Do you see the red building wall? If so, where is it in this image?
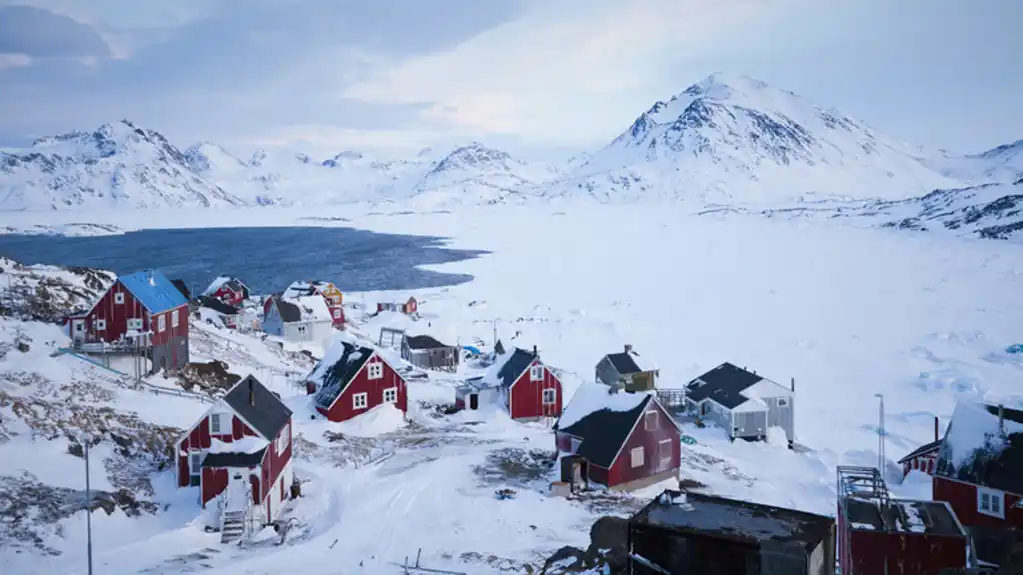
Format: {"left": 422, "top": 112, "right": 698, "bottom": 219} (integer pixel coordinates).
{"left": 84, "top": 280, "right": 149, "bottom": 342}
{"left": 903, "top": 454, "right": 937, "bottom": 476}
{"left": 845, "top": 529, "right": 966, "bottom": 575}
{"left": 317, "top": 354, "right": 407, "bottom": 422}
{"left": 210, "top": 285, "right": 245, "bottom": 306}
{"left": 177, "top": 412, "right": 258, "bottom": 487}
{"left": 607, "top": 401, "right": 681, "bottom": 488}
{"left": 508, "top": 362, "right": 563, "bottom": 420}
{"left": 932, "top": 476, "right": 1023, "bottom": 528}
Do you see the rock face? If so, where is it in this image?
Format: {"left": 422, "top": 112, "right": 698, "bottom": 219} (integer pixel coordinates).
{"left": 0, "top": 257, "right": 115, "bottom": 323}
{"left": 539, "top": 516, "right": 629, "bottom": 574}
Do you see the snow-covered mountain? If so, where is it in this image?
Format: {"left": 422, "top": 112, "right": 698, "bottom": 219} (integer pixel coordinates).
{"left": 0, "top": 121, "right": 241, "bottom": 210}
{"left": 553, "top": 73, "right": 961, "bottom": 204}
{"left": 930, "top": 139, "right": 1023, "bottom": 184}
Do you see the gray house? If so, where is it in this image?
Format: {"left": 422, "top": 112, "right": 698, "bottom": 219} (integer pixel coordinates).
{"left": 685, "top": 362, "right": 795, "bottom": 445}
{"left": 400, "top": 334, "right": 459, "bottom": 372}
{"left": 595, "top": 344, "right": 659, "bottom": 392}
{"left": 262, "top": 295, "right": 334, "bottom": 343}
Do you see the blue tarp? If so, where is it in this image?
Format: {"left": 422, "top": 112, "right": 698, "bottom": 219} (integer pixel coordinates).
{"left": 1007, "top": 344, "right": 1023, "bottom": 354}
{"left": 463, "top": 345, "right": 481, "bottom": 355}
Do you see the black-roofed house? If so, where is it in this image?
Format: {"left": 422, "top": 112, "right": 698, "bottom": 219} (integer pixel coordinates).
{"left": 595, "top": 344, "right": 659, "bottom": 392}
{"left": 685, "top": 362, "right": 795, "bottom": 444}
{"left": 837, "top": 466, "right": 970, "bottom": 575}
{"left": 197, "top": 295, "right": 240, "bottom": 329}
{"left": 262, "top": 295, "right": 334, "bottom": 343}
{"left": 932, "top": 400, "right": 1023, "bottom": 564}
{"left": 400, "top": 333, "right": 459, "bottom": 372}
{"left": 630, "top": 489, "right": 835, "bottom": 575}
{"left": 554, "top": 383, "right": 680, "bottom": 492}
{"left": 455, "top": 344, "right": 563, "bottom": 420}
{"left": 202, "top": 276, "right": 250, "bottom": 306}
{"left": 175, "top": 375, "right": 294, "bottom": 542}
{"left": 306, "top": 338, "right": 407, "bottom": 422}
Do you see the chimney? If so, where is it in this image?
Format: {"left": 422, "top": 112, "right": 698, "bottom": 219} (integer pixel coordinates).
{"left": 533, "top": 345, "right": 538, "bottom": 357}
{"left": 934, "top": 416, "right": 940, "bottom": 442}
{"left": 249, "top": 378, "right": 255, "bottom": 406}
{"left": 999, "top": 404, "right": 1005, "bottom": 437}
{"left": 146, "top": 269, "right": 155, "bottom": 285}
{"left": 791, "top": 377, "right": 795, "bottom": 392}
{"left": 624, "top": 344, "right": 632, "bottom": 354}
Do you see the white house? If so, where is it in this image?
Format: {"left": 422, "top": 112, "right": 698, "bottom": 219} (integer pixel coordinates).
{"left": 262, "top": 295, "right": 333, "bottom": 343}
{"left": 685, "top": 362, "right": 795, "bottom": 444}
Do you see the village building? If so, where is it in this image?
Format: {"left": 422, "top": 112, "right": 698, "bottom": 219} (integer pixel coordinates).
{"left": 197, "top": 296, "right": 240, "bottom": 329}
{"left": 282, "top": 280, "right": 344, "bottom": 328}
{"left": 306, "top": 339, "right": 408, "bottom": 422}
{"left": 175, "top": 376, "right": 293, "bottom": 543}
{"left": 455, "top": 344, "right": 562, "bottom": 420}
{"left": 66, "top": 269, "right": 190, "bottom": 373}
{"left": 378, "top": 326, "right": 405, "bottom": 350}
{"left": 837, "top": 465, "right": 970, "bottom": 575}
{"left": 595, "top": 344, "right": 659, "bottom": 392}
{"left": 262, "top": 295, "right": 334, "bottom": 342}
{"left": 171, "top": 279, "right": 191, "bottom": 301}
{"left": 553, "top": 383, "right": 680, "bottom": 492}
{"left": 628, "top": 489, "right": 835, "bottom": 575}
{"left": 400, "top": 333, "right": 459, "bottom": 372}
{"left": 684, "top": 362, "right": 795, "bottom": 444}
{"left": 897, "top": 416, "right": 943, "bottom": 477}
{"left": 202, "top": 276, "right": 250, "bottom": 306}
{"left": 377, "top": 296, "right": 418, "bottom": 315}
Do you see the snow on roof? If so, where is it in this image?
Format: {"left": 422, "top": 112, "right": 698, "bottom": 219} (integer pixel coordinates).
{"left": 283, "top": 280, "right": 335, "bottom": 299}
{"left": 943, "top": 400, "right": 1023, "bottom": 468}
{"left": 558, "top": 382, "right": 650, "bottom": 430}
{"left": 202, "top": 276, "right": 245, "bottom": 296}
{"left": 287, "top": 295, "right": 332, "bottom": 322}
{"left": 208, "top": 436, "right": 268, "bottom": 455}
{"left": 627, "top": 349, "right": 658, "bottom": 372}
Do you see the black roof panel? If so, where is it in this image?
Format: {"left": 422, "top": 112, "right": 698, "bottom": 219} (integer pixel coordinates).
{"left": 223, "top": 375, "right": 292, "bottom": 440}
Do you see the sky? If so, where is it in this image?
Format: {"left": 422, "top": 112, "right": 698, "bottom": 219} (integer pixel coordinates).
{"left": 0, "top": 0, "right": 1021, "bottom": 160}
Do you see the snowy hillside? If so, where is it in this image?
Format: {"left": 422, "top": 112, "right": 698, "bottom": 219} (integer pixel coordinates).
{"left": 931, "top": 139, "right": 1023, "bottom": 184}
{"left": 0, "top": 121, "right": 242, "bottom": 210}
{"left": 552, "top": 73, "right": 961, "bottom": 204}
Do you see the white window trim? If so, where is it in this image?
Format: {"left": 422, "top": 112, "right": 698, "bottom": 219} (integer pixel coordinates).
{"left": 95, "top": 318, "right": 106, "bottom": 330}
{"left": 296, "top": 324, "right": 307, "bottom": 334}
{"left": 978, "top": 487, "right": 1005, "bottom": 519}
{"left": 114, "top": 292, "right": 125, "bottom": 304}
{"left": 157, "top": 314, "right": 166, "bottom": 332}
{"left": 171, "top": 309, "right": 180, "bottom": 328}
{"left": 333, "top": 309, "right": 342, "bottom": 318}
{"left": 209, "top": 413, "right": 223, "bottom": 435}
{"left": 530, "top": 365, "right": 544, "bottom": 381}
{"left": 658, "top": 439, "right": 672, "bottom": 463}
{"left": 645, "top": 411, "right": 659, "bottom": 431}
{"left": 777, "top": 398, "right": 789, "bottom": 407}
{"left": 127, "top": 317, "right": 142, "bottom": 330}
{"left": 630, "top": 446, "right": 645, "bottom": 468}
{"left": 353, "top": 392, "right": 368, "bottom": 410}
{"left": 367, "top": 363, "right": 383, "bottom": 380}
{"left": 189, "top": 451, "right": 202, "bottom": 474}
{"left": 542, "top": 388, "right": 557, "bottom": 405}
{"left": 276, "top": 423, "right": 290, "bottom": 453}
{"left": 383, "top": 387, "right": 398, "bottom": 403}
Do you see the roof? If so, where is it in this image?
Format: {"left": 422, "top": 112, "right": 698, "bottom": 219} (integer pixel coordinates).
{"left": 283, "top": 280, "right": 335, "bottom": 299}
{"left": 631, "top": 490, "right": 834, "bottom": 550}
{"left": 604, "top": 348, "right": 657, "bottom": 375}
{"left": 935, "top": 401, "right": 1023, "bottom": 494}
{"left": 842, "top": 497, "right": 966, "bottom": 537}
{"left": 554, "top": 383, "right": 653, "bottom": 468}
{"left": 404, "top": 334, "right": 451, "bottom": 350}
{"left": 117, "top": 269, "right": 189, "bottom": 314}
{"left": 897, "top": 439, "right": 942, "bottom": 464}
{"left": 685, "top": 362, "right": 768, "bottom": 410}
{"left": 309, "top": 339, "right": 375, "bottom": 409}
{"left": 170, "top": 279, "right": 190, "bottom": 300}
{"left": 198, "top": 296, "right": 239, "bottom": 315}
{"left": 203, "top": 276, "right": 247, "bottom": 297}
{"left": 483, "top": 347, "right": 537, "bottom": 389}
{"left": 221, "top": 375, "right": 293, "bottom": 440}
{"left": 201, "top": 450, "right": 266, "bottom": 468}
{"left": 276, "top": 295, "right": 332, "bottom": 323}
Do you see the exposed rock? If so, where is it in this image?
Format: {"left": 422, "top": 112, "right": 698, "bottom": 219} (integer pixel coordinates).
{"left": 176, "top": 360, "right": 241, "bottom": 395}
{"left": 0, "top": 257, "right": 114, "bottom": 323}
{"left": 539, "top": 516, "right": 629, "bottom": 574}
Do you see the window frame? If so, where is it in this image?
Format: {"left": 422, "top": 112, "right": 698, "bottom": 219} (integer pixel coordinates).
{"left": 382, "top": 387, "right": 398, "bottom": 403}
{"left": 777, "top": 398, "right": 789, "bottom": 407}
{"left": 171, "top": 309, "right": 180, "bottom": 328}
{"left": 978, "top": 487, "right": 1005, "bottom": 519}
{"left": 367, "top": 362, "right": 383, "bottom": 380}
{"left": 630, "top": 446, "right": 644, "bottom": 468}
{"left": 542, "top": 388, "right": 557, "bottom": 405}
{"left": 114, "top": 292, "right": 125, "bottom": 305}
{"left": 529, "top": 365, "right": 544, "bottom": 381}
{"left": 276, "top": 423, "right": 290, "bottom": 453}
{"left": 209, "top": 413, "right": 224, "bottom": 435}
{"left": 95, "top": 318, "right": 106, "bottom": 331}
{"left": 658, "top": 438, "right": 673, "bottom": 465}
{"left": 157, "top": 314, "right": 166, "bottom": 332}
{"left": 189, "top": 451, "right": 202, "bottom": 486}
{"left": 353, "top": 392, "right": 368, "bottom": 410}
{"left": 644, "top": 411, "right": 659, "bottom": 431}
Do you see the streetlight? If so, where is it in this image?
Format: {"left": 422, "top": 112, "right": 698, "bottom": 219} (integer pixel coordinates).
{"left": 81, "top": 435, "right": 94, "bottom": 575}
{"left": 874, "top": 393, "right": 886, "bottom": 477}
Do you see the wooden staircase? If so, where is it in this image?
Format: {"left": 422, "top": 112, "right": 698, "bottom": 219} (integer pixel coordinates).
{"left": 220, "top": 510, "right": 247, "bottom": 544}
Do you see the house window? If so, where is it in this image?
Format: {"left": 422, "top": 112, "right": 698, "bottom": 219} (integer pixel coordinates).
{"left": 978, "top": 488, "right": 1005, "bottom": 519}
{"left": 95, "top": 318, "right": 106, "bottom": 330}
{"left": 127, "top": 318, "right": 142, "bottom": 331}
{"left": 630, "top": 446, "right": 645, "bottom": 468}
{"left": 210, "top": 413, "right": 223, "bottom": 435}
{"left": 172, "top": 309, "right": 179, "bottom": 328}
{"left": 114, "top": 292, "right": 125, "bottom": 305}
{"left": 530, "top": 365, "right": 544, "bottom": 381}
{"left": 367, "top": 362, "right": 383, "bottom": 380}
{"left": 659, "top": 439, "right": 673, "bottom": 466}
{"left": 189, "top": 452, "right": 202, "bottom": 486}
{"left": 383, "top": 387, "right": 397, "bottom": 403}
{"left": 157, "top": 314, "right": 166, "bottom": 332}
{"left": 777, "top": 398, "right": 789, "bottom": 407}
{"left": 353, "top": 392, "right": 368, "bottom": 410}
{"left": 333, "top": 309, "right": 341, "bottom": 319}
{"left": 645, "top": 411, "right": 659, "bottom": 431}
{"left": 542, "top": 388, "right": 557, "bottom": 405}
{"left": 277, "top": 423, "right": 290, "bottom": 453}
{"left": 296, "top": 325, "right": 307, "bottom": 335}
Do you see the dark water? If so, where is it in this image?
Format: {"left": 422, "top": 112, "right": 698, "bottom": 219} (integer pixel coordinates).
{"left": 0, "top": 227, "right": 487, "bottom": 295}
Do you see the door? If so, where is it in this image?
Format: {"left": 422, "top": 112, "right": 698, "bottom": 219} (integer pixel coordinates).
{"left": 72, "top": 320, "right": 85, "bottom": 345}
{"left": 469, "top": 393, "right": 479, "bottom": 410}
{"left": 226, "top": 471, "right": 249, "bottom": 512}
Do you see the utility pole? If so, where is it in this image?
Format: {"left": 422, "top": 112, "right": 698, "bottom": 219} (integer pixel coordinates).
{"left": 83, "top": 437, "right": 94, "bottom": 575}
{"left": 875, "top": 393, "right": 886, "bottom": 476}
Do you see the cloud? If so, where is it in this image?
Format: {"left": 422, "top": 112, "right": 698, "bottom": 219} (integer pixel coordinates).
{"left": 0, "top": 54, "right": 33, "bottom": 70}
{"left": 0, "top": 6, "right": 111, "bottom": 58}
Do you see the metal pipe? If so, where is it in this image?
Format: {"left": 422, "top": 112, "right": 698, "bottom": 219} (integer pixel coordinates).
{"left": 84, "top": 437, "right": 94, "bottom": 575}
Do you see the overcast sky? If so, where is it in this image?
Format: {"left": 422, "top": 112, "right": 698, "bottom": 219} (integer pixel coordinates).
{"left": 0, "top": 0, "right": 1020, "bottom": 159}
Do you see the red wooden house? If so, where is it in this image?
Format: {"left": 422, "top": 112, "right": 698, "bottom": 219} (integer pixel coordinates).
{"left": 456, "top": 345, "right": 562, "bottom": 421}
{"left": 554, "top": 383, "right": 680, "bottom": 492}
{"left": 932, "top": 402, "right": 1023, "bottom": 544}
{"left": 176, "top": 376, "right": 294, "bottom": 541}
{"left": 305, "top": 339, "right": 407, "bottom": 422}
{"left": 283, "top": 280, "right": 344, "bottom": 328}
{"left": 898, "top": 416, "right": 943, "bottom": 477}
{"left": 66, "top": 269, "right": 190, "bottom": 373}
{"left": 837, "top": 466, "right": 969, "bottom": 575}
{"left": 202, "top": 276, "right": 250, "bottom": 306}
{"left": 377, "top": 296, "right": 418, "bottom": 315}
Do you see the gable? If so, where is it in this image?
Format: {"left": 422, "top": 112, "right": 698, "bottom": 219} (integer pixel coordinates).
{"left": 118, "top": 270, "right": 189, "bottom": 314}
{"left": 310, "top": 342, "right": 376, "bottom": 410}
{"left": 222, "top": 375, "right": 293, "bottom": 440}
{"left": 558, "top": 394, "right": 651, "bottom": 468}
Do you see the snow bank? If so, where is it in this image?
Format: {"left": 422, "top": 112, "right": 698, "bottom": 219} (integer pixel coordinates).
{"left": 336, "top": 403, "right": 406, "bottom": 437}
{"left": 557, "top": 382, "right": 649, "bottom": 429}
{"left": 944, "top": 400, "right": 1023, "bottom": 467}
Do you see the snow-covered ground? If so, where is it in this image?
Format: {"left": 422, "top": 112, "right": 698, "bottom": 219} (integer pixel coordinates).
{"left": 2, "top": 205, "right": 1022, "bottom": 574}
